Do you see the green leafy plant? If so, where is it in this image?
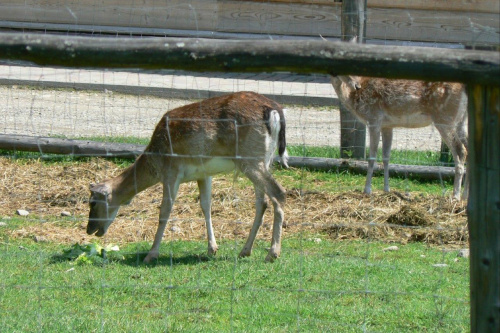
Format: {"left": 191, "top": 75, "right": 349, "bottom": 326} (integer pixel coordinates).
{"left": 62, "top": 243, "right": 123, "bottom": 265}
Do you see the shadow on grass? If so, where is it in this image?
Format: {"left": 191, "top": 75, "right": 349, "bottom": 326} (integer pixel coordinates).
{"left": 128, "top": 252, "right": 205, "bottom": 266}
{"left": 49, "top": 253, "right": 71, "bottom": 264}
{"left": 49, "top": 249, "right": 228, "bottom": 267}
{"left": 49, "top": 240, "right": 244, "bottom": 267}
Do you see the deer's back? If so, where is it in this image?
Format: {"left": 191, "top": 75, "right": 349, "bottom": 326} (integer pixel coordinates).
{"left": 349, "top": 78, "right": 465, "bottom": 128}
{"left": 145, "top": 91, "right": 283, "bottom": 158}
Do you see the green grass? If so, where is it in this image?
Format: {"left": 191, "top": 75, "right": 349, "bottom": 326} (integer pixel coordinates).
{"left": 275, "top": 167, "right": 453, "bottom": 196}
{"left": 0, "top": 138, "right": 465, "bottom": 331}
{"left": 0, "top": 232, "right": 469, "bottom": 333}
{"left": 287, "top": 145, "right": 452, "bottom": 167}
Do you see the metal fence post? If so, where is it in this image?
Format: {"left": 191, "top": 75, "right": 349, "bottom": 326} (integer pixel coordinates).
{"left": 339, "top": 0, "right": 367, "bottom": 159}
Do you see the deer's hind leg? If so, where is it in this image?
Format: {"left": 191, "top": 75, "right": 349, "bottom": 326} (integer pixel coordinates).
{"left": 238, "top": 161, "right": 285, "bottom": 262}
{"left": 456, "top": 112, "right": 469, "bottom": 199}
{"left": 238, "top": 186, "right": 267, "bottom": 258}
{"left": 381, "top": 128, "right": 394, "bottom": 193}
{"left": 435, "top": 124, "right": 467, "bottom": 200}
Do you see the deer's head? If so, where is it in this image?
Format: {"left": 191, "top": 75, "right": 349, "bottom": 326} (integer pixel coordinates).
{"left": 86, "top": 183, "right": 120, "bottom": 237}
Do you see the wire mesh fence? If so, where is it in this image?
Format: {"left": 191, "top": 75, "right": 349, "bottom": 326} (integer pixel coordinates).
{"left": 1, "top": 0, "right": 498, "bottom": 331}
{"left": 0, "top": 64, "right": 471, "bottom": 332}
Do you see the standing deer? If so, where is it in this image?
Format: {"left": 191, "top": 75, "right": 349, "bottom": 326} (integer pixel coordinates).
{"left": 331, "top": 75, "right": 468, "bottom": 200}
{"left": 87, "top": 92, "right": 288, "bottom": 262}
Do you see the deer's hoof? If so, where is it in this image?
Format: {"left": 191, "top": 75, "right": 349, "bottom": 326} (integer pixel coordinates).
{"left": 208, "top": 245, "right": 219, "bottom": 256}
{"left": 143, "top": 252, "right": 159, "bottom": 263}
{"left": 265, "top": 251, "right": 279, "bottom": 263}
{"left": 238, "top": 248, "right": 252, "bottom": 258}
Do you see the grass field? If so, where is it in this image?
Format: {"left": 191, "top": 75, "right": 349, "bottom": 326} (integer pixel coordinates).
{"left": 0, "top": 235, "right": 468, "bottom": 332}
{"left": 0, "top": 143, "right": 468, "bottom": 332}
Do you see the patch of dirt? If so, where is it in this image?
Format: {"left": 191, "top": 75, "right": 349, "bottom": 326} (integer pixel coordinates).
{"left": 0, "top": 157, "right": 468, "bottom": 247}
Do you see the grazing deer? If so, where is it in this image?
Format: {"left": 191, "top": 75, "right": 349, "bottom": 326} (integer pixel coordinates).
{"left": 87, "top": 92, "right": 288, "bottom": 262}
{"left": 331, "top": 75, "right": 468, "bottom": 200}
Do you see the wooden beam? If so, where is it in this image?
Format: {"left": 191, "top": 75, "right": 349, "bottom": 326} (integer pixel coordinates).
{"left": 1, "top": 1, "right": 497, "bottom": 45}
{"left": 267, "top": 0, "right": 500, "bottom": 12}
{"left": 0, "top": 33, "right": 498, "bottom": 85}
{"left": 286, "top": 156, "right": 456, "bottom": 181}
{"left": 0, "top": 0, "right": 218, "bottom": 31}
{"left": 368, "top": 0, "right": 499, "bottom": 13}
{"left": 215, "top": 1, "right": 341, "bottom": 38}
{"left": 467, "top": 85, "right": 500, "bottom": 333}
{"left": 0, "top": 134, "right": 143, "bottom": 159}
{"left": 0, "top": 134, "right": 457, "bottom": 180}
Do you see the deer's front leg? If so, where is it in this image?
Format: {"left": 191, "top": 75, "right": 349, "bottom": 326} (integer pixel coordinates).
{"left": 198, "top": 177, "right": 218, "bottom": 256}
{"left": 144, "top": 177, "right": 180, "bottom": 263}
{"left": 365, "top": 124, "right": 381, "bottom": 195}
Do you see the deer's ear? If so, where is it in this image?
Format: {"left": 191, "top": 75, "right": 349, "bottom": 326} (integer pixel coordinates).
{"left": 348, "top": 36, "right": 358, "bottom": 43}
{"left": 90, "top": 183, "right": 109, "bottom": 195}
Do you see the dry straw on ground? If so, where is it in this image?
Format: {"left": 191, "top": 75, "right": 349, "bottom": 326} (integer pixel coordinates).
{"left": 0, "top": 157, "right": 468, "bottom": 247}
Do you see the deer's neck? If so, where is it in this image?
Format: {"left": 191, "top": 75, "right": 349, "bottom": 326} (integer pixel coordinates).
{"left": 109, "top": 154, "right": 159, "bottom": 204}
{"left": 332, "top": 76, "right": 357, "bottom": 111}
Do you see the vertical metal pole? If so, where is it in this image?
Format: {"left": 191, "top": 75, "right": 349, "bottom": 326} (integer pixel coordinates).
{"left": 339, "top": 0, "right": 367, "bottom": 159}
{"left": 467, "top": 85, "right": 500, "bottom": 333}
{"left": 439, "top": 142, "right": 453, "bottom": 165}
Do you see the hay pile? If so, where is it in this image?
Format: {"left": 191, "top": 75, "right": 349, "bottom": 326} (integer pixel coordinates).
{"left": 0, "top": 157, "right": 468, "bottom": 247}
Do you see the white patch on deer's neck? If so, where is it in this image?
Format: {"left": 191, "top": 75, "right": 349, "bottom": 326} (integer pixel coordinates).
{"left": 181, "top": 158, "right": 236, "bottom": 182}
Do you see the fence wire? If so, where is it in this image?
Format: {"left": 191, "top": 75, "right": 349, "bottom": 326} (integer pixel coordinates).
{"left": 0, "top": 64, "right": 470, "bottom": 333}
{"left": 0, "top": 0, "right": 487, "bottom": 331}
